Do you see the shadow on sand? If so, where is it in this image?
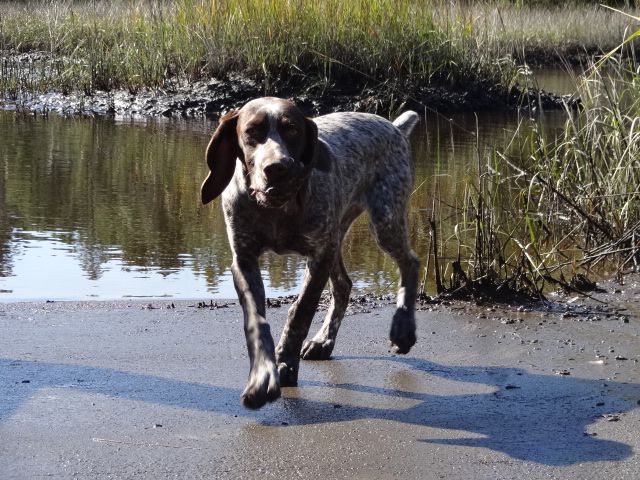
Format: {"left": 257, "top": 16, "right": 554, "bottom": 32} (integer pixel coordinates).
{"left": 1, "top": 355, "right": 638, "bottom": 466}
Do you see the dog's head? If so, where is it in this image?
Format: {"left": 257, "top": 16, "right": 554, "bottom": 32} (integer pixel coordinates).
{"left": 201, "top": 97, "right": 327, "bottom": 208}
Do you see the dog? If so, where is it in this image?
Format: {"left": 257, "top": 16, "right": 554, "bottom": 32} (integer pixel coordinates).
{"left": 201, "top": 97, "right": 420, "bottom": 409}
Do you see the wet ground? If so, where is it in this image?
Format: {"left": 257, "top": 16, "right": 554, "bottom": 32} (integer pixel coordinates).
{"left": 1, "top": 276, "right": 639, "bottom": 479}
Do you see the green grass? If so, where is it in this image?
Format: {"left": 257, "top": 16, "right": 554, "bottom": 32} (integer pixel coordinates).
{"left": 0, "top": 0, "right": 638, "bottom": 95}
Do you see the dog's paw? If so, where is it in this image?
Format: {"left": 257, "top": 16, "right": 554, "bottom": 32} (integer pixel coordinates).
{"left": 389, "top": 309, "right": 416, "bottom": 355}
{"left": 276, "top": 359, "right": 299, "bottom": 387}
{"left": 301, "top": 338, "right": 335, "bottom": 360}
{"left": 241, "top": 361, "right": 280, "bottom": 409}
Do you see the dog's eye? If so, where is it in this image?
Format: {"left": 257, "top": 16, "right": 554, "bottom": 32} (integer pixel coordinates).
{"left": 244, "top": 127, "right": 264, "bottom": 144}
{"left": 282, "top": 125, "right": 298, "bottom": 137}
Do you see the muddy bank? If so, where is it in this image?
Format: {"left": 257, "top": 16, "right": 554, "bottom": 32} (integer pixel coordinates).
{"left": 1, "top": 68, "right": 575, "bottom": 119}
{"left": 1, "top": 274, "right": 639, "bottom": 479}
{"left": 200, "top": 273, "right": 635, "bottom": 326}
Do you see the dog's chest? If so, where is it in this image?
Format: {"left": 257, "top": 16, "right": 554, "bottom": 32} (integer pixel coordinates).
{"left": 261, "top": 214, "right": 332, "bottom": 256}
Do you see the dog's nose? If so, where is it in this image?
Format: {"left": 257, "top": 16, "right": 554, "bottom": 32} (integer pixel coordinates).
{"left": 263, "top": 160, "right": 289, "bottom": 181}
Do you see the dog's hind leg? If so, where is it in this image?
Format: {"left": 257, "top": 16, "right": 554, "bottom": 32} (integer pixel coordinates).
{"left": 368, "top": 172, "right": 419, "bottom": 354}
{"left": 373, "top": 217, "right": 419, "bottom": 354}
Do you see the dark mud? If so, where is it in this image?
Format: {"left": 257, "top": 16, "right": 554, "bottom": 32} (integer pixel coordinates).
{"left": 203, "top": 272, "right": 634, "bottom": 326}
{"left": 1, "top": 55, "right": 576, "bottom": 119}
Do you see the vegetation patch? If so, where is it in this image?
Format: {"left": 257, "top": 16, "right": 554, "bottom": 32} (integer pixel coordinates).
{"left": 0, "top": 1, "right": 638, "bottom": 113}
{"left": 424, "top": 53, "right": 640, "bottom": 303}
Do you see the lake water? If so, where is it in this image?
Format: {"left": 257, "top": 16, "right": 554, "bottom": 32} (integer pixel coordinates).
{"left": 0, "top": 73, "right": 575, "bottom": 301}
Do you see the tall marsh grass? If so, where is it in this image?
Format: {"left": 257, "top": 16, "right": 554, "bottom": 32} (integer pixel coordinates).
{"left": 0, "top": 0, "right": 638, "bottom": 95}
{"left": 430, "top": 55, "right": 640, "bottom": 298}
{"left": 522, "top": 57, "right": 640, "bottom": 277}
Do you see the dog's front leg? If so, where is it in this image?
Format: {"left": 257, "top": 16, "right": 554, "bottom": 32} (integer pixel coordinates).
{"left": 276, "top": 249, "right": 336, "bottom": 386}
{"left": 231, "top": 256, "right": 280, "bottom": 409}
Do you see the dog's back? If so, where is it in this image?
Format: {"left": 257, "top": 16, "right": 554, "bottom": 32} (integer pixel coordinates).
{"left": 306, "top": 112, "right": 418, "bottom": 235}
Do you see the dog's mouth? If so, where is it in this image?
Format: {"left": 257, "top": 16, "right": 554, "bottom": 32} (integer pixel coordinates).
{"left": 250, "top": 186, "right": 290, "bottom": 207}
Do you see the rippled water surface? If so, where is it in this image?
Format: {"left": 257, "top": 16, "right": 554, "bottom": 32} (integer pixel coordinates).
{"left": 0, "top": 85, "right": 570, "bottom": 301}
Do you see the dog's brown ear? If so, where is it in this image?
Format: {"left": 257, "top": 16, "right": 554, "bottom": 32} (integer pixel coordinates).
{"left": 201, "top": 109, "right": 241, "bottom": 205}
{"left": 303, "top": 117, "right": 331, "bottom": 172}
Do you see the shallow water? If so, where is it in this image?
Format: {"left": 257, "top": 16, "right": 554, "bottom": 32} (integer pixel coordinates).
{"left": 0, "top": 90, "right": 569, "bottom": 301}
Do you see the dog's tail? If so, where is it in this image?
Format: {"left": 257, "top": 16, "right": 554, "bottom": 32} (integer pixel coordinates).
{"left": 393, "top": 110, "right": 419, "bottom": 138}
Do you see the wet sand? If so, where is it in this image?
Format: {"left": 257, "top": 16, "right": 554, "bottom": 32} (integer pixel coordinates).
{"left": 1, "top": 279, "right": 639, "bottom": 479}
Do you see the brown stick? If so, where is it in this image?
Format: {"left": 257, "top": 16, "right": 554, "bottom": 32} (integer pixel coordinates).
{"left": 430, "top": 218, "right": 444, "bottom": 294}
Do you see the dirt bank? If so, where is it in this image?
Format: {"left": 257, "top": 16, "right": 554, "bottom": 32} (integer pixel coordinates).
{"left": 1, "top": 58, "right": 575, "bottom": 118}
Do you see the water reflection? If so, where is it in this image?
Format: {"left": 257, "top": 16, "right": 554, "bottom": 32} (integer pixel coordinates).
{"left": 0, "top": 106, "right": 566, "bottom": 301}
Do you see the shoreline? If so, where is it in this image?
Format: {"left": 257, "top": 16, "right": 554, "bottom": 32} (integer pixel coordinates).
{"left": 0, "top": 273, "right": 635, "bottom": 323}
{"left": 1, "top": 69, "right": 576, "bottom": 119}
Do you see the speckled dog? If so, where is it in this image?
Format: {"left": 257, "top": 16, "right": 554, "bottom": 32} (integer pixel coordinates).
{"left": 201, "top": 97, "right": 420, "bottom": 409}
